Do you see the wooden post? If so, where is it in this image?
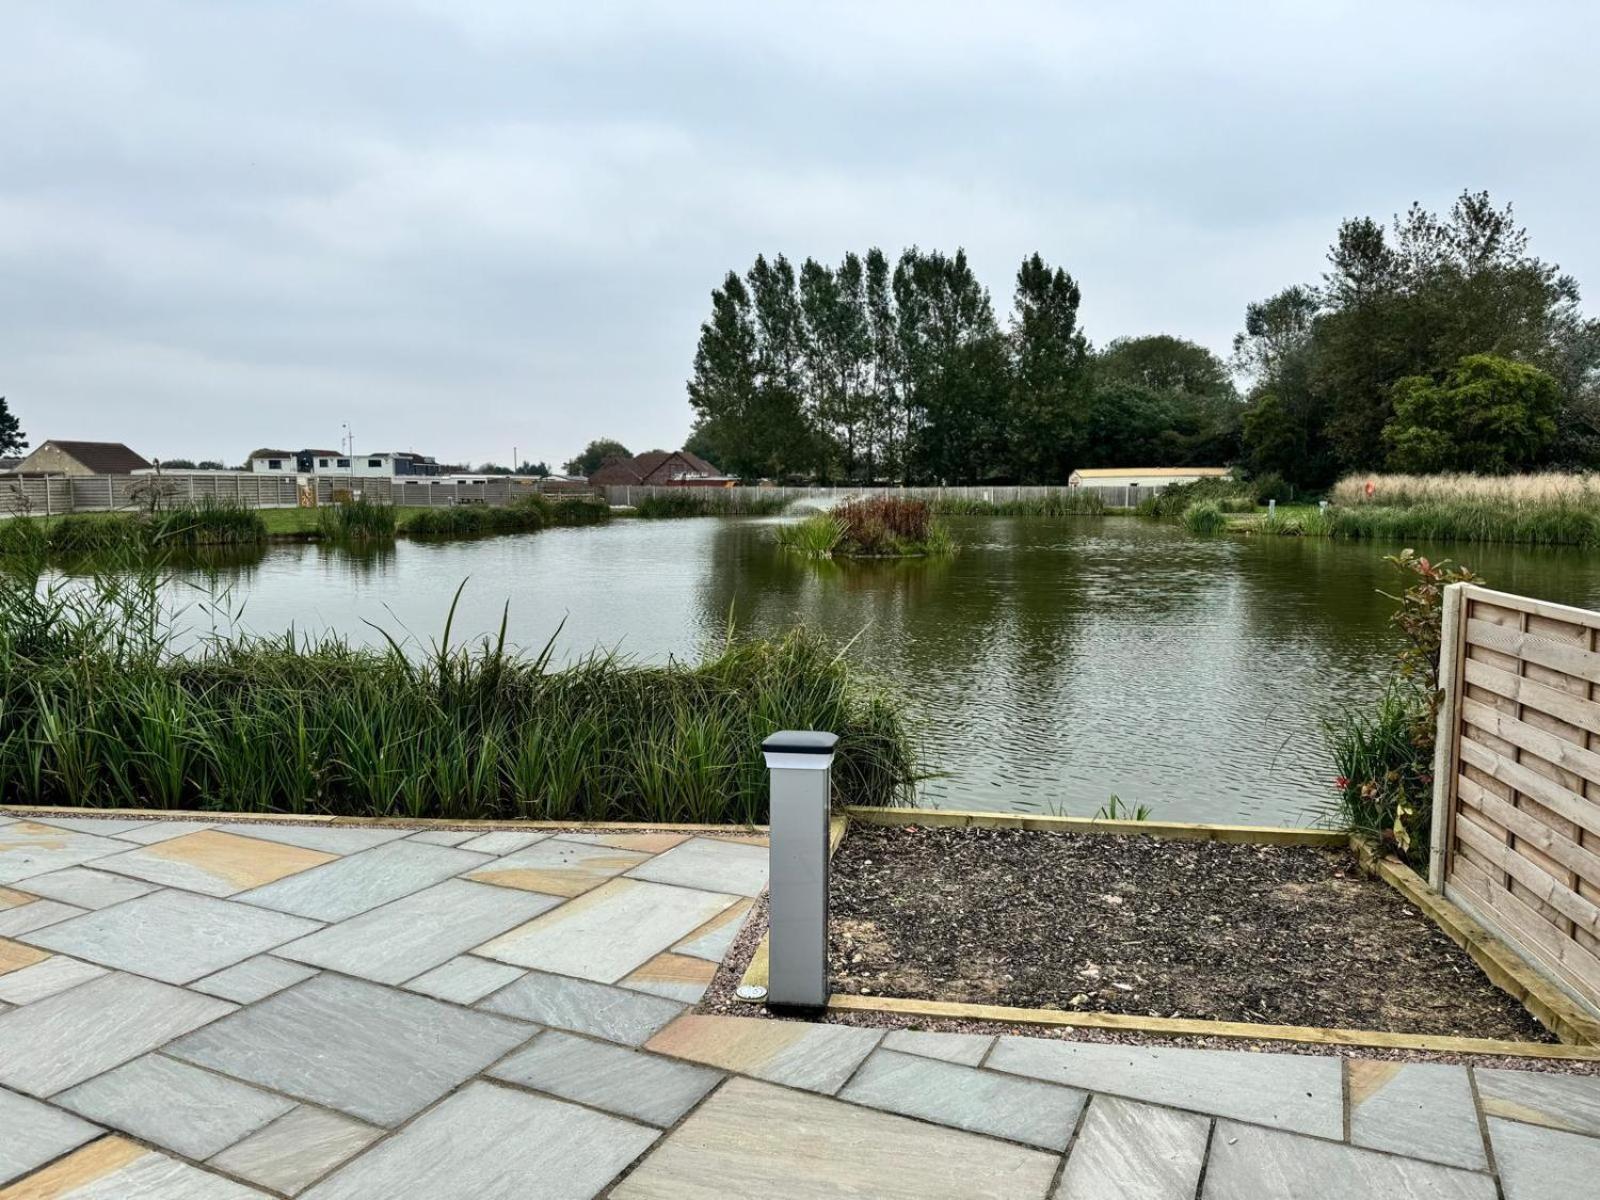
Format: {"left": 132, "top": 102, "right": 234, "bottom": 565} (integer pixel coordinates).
{"left": 1429, "top": 582, "right": 1467, "bottom": 891}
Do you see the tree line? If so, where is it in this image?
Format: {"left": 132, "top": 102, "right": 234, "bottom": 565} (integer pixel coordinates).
{"left": 681, "top": 191, "right": 1597, "bottom": 489}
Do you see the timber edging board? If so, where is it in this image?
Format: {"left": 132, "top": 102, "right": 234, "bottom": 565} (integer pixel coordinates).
{"left": 736, "top": 807, "right": 1600, "bottom": 1058}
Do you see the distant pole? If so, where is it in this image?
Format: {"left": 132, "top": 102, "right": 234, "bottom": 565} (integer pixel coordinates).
{"left": 761, "top": 730, "right": 838, "bottom": 1010}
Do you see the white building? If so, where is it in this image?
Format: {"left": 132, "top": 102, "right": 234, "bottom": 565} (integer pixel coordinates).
{"left": 248, "top": 449, "right": 443, "bottom": 477}
{"left": 1067, "top": 467, "right": 1232, "bottom": 491}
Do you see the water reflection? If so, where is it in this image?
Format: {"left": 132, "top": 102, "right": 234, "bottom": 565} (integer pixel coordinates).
{"left": 134, "top": 516, "right": 1600, "bottom": 825}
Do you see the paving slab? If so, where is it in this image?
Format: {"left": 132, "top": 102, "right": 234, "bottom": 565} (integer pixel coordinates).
{"left": 613, "top": 1076, "right": 1057, "bottom": 1200}
{"left": 0, "top": 955, "right": 108, "bottom": 1006}
{"left": 191, "top": 955, "right": 320, "bottom": 1003}
{"left": 8, "top": 867, "right": 157, "bottom": 908}
{"left": 1488, "top": 1115, "right": 1600, "bottom": 1200}
{"left": 882, "top": 1028, "right": 994, "bottom": 1067}
{"left": 404, "top": 954, "right": 525, "bottom": 1005}
{"left": 0, "top": 821, "right": 132, "bottom": 885}
{"left": 236, "top": 839, "right": 491, "bottom": 921}
{"left": 276, "top": 879, "right": 558, "bottom": 984}
{"left": 56, "top": 1053, "right": 296, "bottom": 1160}
{"left": 0, "top": 937, "right": 49, "bottom": 976}
{"left": 1054, "top": 1095, "right": 1208, "bottom": 1200}
{"left": 214, "top": 823, "right": 413, "bottom": 854}
{"left": 0, "top": 1086, "right": 101, "bottom": 1187}
{"left": 475, "top": 877, "right": 738, "bottom": 982}
{"left": 209, "top": 1105, "right": 383, "bottom": 1197}
{"left": 0, "top": 971, "right": 235, "bottom": 1096}
{"left": 646, "top": 1013, "right": 880, "bottom": 1094}
{"left": 0, "top": 886, "right": 32, "bottom": 909}
{"left": 626, "top": 836, "right": 769, "bottom": 896}
{"left": 621, "top": 952, "right": 718, "bottom": 1003}
{"left": 669, "top": 898, "right": 753, "bottom": 961}
{"left": 1477, "top": 1065, "right": 1600, "bottom": 1136}
{"left": 457, "top": 830, "right": 551, "bottom": 855}
{"left": 91, "top": 830, "right": 335, "bottom": 897}
{"left": 27, "top": 817, "right": 147, "bottom": 836}
{"left": 6, "top": 1136, "right": 270, "bottom": 1198}
{"left": 167, "top": 972, "right": 534, "bottom": 1126}
{"left": 407, "top": 829, "right": 480, "bottom": 846}
{"left": 988, "top": 1037, "right": 1342, "bottom": 1139}
{"left": 559, "top": 831, "right": 691, "bottom": 854}
{"left": 466, "top": 839, "right": 649, "bottom": 897}
{"left": 0, "top": 897, "right": 85, "bottom": 937}
{"left": 111, "top": 821, "right": 216, "bottom": 845}
{"left": 24, "top": 889, "right": 321, "bottom": 984}
{"left": 301, "top": 1080, "right": 658, "bottom": 1200}
{"left": 489, "top": 1030, "right": 723, "bottom": 1126}
{"left": 841, "top": 1048, "right": 1084, "bottom": 1150}
{"left": 1202, "top": 1120, "right": 1497, "bottom": 1199}
{"left": 479, "top": 969, "right": 683, "bottom": 1045}
{"left": 1348, "top": 1060, "right": 1486, "bottom": 1170}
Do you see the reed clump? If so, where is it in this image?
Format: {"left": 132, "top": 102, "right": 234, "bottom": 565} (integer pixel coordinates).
{"left": 632, "top": 491, "right": 788, "bottom": 518}
{"left": 929, "top": 492, "right": 1107, "bottom": 517}
{"left": 1180, "top": 500, "right": 1229, "bottom": 535}
{"left": 0, "top": 566, "right": 916, "bottom": 822}
{"left": 776, "top": 497, "right": 955, "bottom": 558}
{"left": 1331, "top": 472, "right": 1600, "bottom": 508}
{"left": 400, "top": 494, "right": 607, "bottom": 538}
{"left": 0, "top": 503, "right": 266, "bottom": 559}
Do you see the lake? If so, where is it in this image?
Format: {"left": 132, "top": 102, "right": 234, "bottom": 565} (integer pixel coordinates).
{"left": 153, "top": 515, "right": 1600, "bottom": 825}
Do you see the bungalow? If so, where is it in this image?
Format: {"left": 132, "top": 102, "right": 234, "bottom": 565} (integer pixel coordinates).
{"left": 587, "top": 449, "right": 735, "bottom": 487}
{"left": 1067, "top": 467, "right": 1232, "bottom": 491}
{"left": 12, "top": 440, "right": 151, "bottom": 476}
{"left": 248, "top": 449, "right": 444, "bottom": 477}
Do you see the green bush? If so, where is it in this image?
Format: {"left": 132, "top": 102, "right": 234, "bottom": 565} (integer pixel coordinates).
{"left": 1180, "top": 500, "right": 1228, "bottom": 534}
{"left": 1137, "top": 476, "right": 1252, "bottom": 518}
{"left": 1250, "top": 472, "right": 1293, "bottom": 504}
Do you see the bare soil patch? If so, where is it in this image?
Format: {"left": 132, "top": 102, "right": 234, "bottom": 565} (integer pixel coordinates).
{"left": 827, "top": 823, "right": 1552, "bottom": 1042}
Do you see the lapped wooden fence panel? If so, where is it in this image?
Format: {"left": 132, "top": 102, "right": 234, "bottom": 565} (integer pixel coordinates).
{"left": 1432, "top": 583, "right": 1600, "bottom": 1015}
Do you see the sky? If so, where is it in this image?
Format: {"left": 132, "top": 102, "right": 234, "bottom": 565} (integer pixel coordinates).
{"left": 3, "top": 1, "right": 1597, "bottom": 469}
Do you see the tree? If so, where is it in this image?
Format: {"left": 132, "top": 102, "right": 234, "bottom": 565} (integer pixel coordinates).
{"left": 475, "top": 462, "right": 511, "bottom": 474}
{"left": 0, "top": 399, "right": 24, "bottom": 457}
{"left": 516, "top": 460, "right": 551, "bottom": 477}
{"left": 1383, "top": 354, "right": 1560, "bottom": 473}
{"left": 159, "top": 458, "right": 198, "bottom": 469}
{"left": 1007, "top": 253, "right": 1090, "bottom": 482}
{"left": 1089, "top": 335, "right": 1239, "bottom": 468}
{"left": 563, "top": 439, "right": 631, "bottom": 477}
{"left": 1099, "top": 335, "right": 1234, "bottom": 398}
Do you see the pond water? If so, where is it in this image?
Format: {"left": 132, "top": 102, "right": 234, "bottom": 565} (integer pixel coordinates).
{"left": 149, "top": 515, "right": 1600, "bottom": 825}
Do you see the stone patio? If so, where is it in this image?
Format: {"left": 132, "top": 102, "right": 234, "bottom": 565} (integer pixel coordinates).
{"left": 0, "top": 811, "right": 1596, "bottom": 1198}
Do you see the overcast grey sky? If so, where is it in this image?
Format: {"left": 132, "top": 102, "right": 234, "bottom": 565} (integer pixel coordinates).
{"left": 4, "top": 2, "right": 1596, "bottom": 468}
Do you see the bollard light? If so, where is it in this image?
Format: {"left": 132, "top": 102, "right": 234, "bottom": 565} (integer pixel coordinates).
{"left": 761, "top": 730, "right": 838, "bottom": 1010}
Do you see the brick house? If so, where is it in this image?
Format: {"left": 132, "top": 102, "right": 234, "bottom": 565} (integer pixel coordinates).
{"left": 586, "top": 449, "right": 734, "bottom": 487}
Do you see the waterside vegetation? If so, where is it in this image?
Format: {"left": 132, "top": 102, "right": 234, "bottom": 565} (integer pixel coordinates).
{"left": 630, "top": 491, "right": 788, "bottom": 519}
{"left": 0, "top": 566, "right": 917, "bottom": 822}
{"left": 774, "top": 497, "right": 955, "bottom": 559}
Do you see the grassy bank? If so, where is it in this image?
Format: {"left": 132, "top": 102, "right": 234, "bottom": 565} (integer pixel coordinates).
{"left": 0, "top": 504, "right": 267, "bottom": 557}
{"left": 0, "top": 567, "right": 916, "bottom": 822}
{"left": 928, "top": 493, "right": 1107, "bottom": 517}
{"left": 630, "top": 491, "right": 789, "bottom": 518}
{"left": 1330, "top": 471, "right": 1600, "bottom": 508}
{"left": 1239, "top": 500, "right": 1600, "bottom": 546}
{"left": 775, "top": 497, "right": 955, "bottom": 559}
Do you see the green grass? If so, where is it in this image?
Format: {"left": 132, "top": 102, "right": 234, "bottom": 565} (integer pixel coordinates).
{"left": 0, "top": 565, "right": 917, "bottom": 822}
{"left": 402, "top": 495, "right": 609, "bottom": 537}
{"left": 1180, "top": 501, "right": 1229, "bottom": 535}
{"left": 929, "top": 493, "right": 1107, "bottom": 517}
{"left": 631, "top": 492, "right": 788, "bottom": 518}
{"left": 316, "top": 498, "right": 398, "bottom": 542}
{"left": 773, "top": 513, "right": 846, "bottom": 558}
{"left": 0, "top": 504, "right": 266, "bottom": 558}
{"left": 1242, "top": 500, "right": 1600, "bottom": 547}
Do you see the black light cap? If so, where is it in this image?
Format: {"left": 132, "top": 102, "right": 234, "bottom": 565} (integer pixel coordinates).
{"left": 760, "top": 730, "right": 840, "bottom": 755}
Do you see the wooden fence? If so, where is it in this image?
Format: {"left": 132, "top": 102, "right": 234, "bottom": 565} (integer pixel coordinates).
{"left": 601, "top": 484, "right": 1151, "bottom": 508}
{"left": 1431, "top": 583, "right": 1600, "bottom": 1016}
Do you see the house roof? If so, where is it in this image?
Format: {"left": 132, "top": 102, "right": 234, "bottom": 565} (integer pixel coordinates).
{"left": 1073, "top": 467, "right": 1232, "bottom": 478}
{"left": 589, "top": 449, "right": 727, "bottom": 485}
{"left": 39, "top": 441, "right": 152, "bottom": 472}
{"left": 249, "top": 449, "right": 295, "bottom": 458}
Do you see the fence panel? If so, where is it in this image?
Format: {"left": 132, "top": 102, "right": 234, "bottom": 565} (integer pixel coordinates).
{"left": 1431, "top": 582, "right": 1600, "bottom": 1016}
{"left": 600, "top": 483, "right": 1145, "bottom": 508}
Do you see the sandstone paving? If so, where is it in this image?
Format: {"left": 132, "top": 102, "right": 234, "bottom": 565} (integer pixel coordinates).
{"left": 1053, "top": 1095, "right": 1209, "bottom": 1200}
{"left": 621, "top": 951, "right": 718, "bottom": 1003}
{"left": 189, "top": 954, "right": 320, "bottom": 1004}
{"left": 488, "top": 1029, "right": 724, "bottom": 1126}
{"left": 1488, "top": 1116, "right": 1600, "bottom": 1200}
{"left": 0, "top": 955, "right": 108, "bottom": 1006}
{"left": 881, "top": 1027, "right": 994, "bottom": 1066}
{"left": 213, "top": 822, "right": 412, "bottom": 855}
{"left": 166, "top": 972, "right": 535, "bottom": 1126}
{"left": 299, "top": 1080, "right": 659, "bottom": 1200}
{"left": 466, "top": 837, "right": 650, "bottom": 897}
{"left": 406, "top": 829, "right": 480, "bottom": 846}
{"left": 0, "top": 971, "right": 234, "bottom": 1096}
{"left": 208, "top": 1105, "right": 383, "bottom": 1197}
{"left": 988, "top": 1036, "right": 1343, "bottom": 1139}
{"left": 0, "top": 897, "right": 86, "bottom": 938}
{"left": 1201, "top": 1120, "right": 1497, "bottom": 1199}
{"left": 457, "top": 830, "right": 551, "bottom": 855}
{"left": 0, "top": 822, "right": 132, "bottom": 885}
{"left": 236, "top": 838, "right": 491, "bottom": 921}
{"left": 646, "top": 1012, "right": 881, "bottom": 1094}
{"left": 478, "top": 968, "right": 685, "bottom": 1045}
{"left": 7, "top": 866, "right": 157, "bottom": 908}
{"left": 0, "top": 1087, "right": 101, "bottom": 1187}
{"left": 55, "top": 1053, "right": 295, "bottom": 1160}
{"left": 0, "top": 1136, "right": 271, "bottom": 1198}
{"left": 611, "top": 1076, "right": 1060, "bottom": 1200}
{"left": 1476, "top": 1064, "right": 1600, "bottom": 1136}
{"left": 668, "top": 897, "right": 753, "bottom": 962}
{"left": 404, "top": 953, "right": 526, "bottom": 1004}
{"left": 625, "top": 835, "right": 769, "bottom": 896}
{"left": 90, "top": 829, "right": 335, "bottom": 897}
{"left": 22, "top": 888, "right": 321, "bottom": 985}
{"left": 1347, "top": 1059, "right": 1486, "bottom": 1170}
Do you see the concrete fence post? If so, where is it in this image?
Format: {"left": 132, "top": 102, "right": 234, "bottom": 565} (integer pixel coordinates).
{"left": 760, "top": 730, "right": 838, "bottom": 1010}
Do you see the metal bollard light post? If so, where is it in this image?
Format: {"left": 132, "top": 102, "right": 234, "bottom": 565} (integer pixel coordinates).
{"left": 760, "top": 730, "right": 838, "bottom": 1010}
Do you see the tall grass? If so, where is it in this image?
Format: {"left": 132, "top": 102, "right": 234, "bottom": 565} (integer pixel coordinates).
{"left": 773, "top": 513, "right": 846, "bottom": 558}
{"left": 315, "top": 497, "right": 398, "bottom": 542}
{"left": 1323, "top": 502, "right": 1600, "bottom": 547}
{"left": 0, "top": 565, "right": 916, "bottom": 822}
{"left": 0, "top": 504, "right": 266, "bottom": 559}
{"left": 632, "top": 491, "right": 788, "bottom": 518}
{"left": 401, "top": 494, "right": 609, "bottom": 537}
{"left": 1332, "top": 472, "right": 1600, "bottom": 508}
{"left": 1137, "top": 477, "right": 1255, "bottom": 518}
{"left": 1180, "top": 501, "right": 1229, "bottom": 535}
{"left": 929, "top": 492, "right": 1107, "bottom": 517}
{"left": 777, "top": 497, "right": 954, "bottom": 558}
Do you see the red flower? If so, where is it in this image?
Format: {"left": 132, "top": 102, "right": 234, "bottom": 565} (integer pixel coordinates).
{"left": 1334, "top": 775, "right": 1349, "bottom": 790}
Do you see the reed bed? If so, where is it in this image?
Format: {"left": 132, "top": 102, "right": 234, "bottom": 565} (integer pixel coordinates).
{"left": 315, "top": 497, "right": 398, "bottom": 542}
{"left": 631, "top": 492, "right": 788, "bottom": 518}
{"left": 1323, "top": 502, "right": 1600, "bottom": 547}
{"left": 1332, "top": 472, "right": 1600, "bottom": 508}
{"left": 0, "top": 565, "right": 915, "bottom": 822}
{"left": 1179, "top": 501, "right": 1229, "bottom": 535}
{"left": 775, "top": 497, "right": 954, "bottom": 558}
{"left": 0, "top": 504, "right": 266, "bottom": 559}
{"left": 401, "top": 494, "right": 608, "bottom": 537}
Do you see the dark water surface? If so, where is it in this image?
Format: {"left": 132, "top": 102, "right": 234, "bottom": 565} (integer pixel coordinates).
{"left": 155, "top": 516, "right": 1600, "bottom": 825}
